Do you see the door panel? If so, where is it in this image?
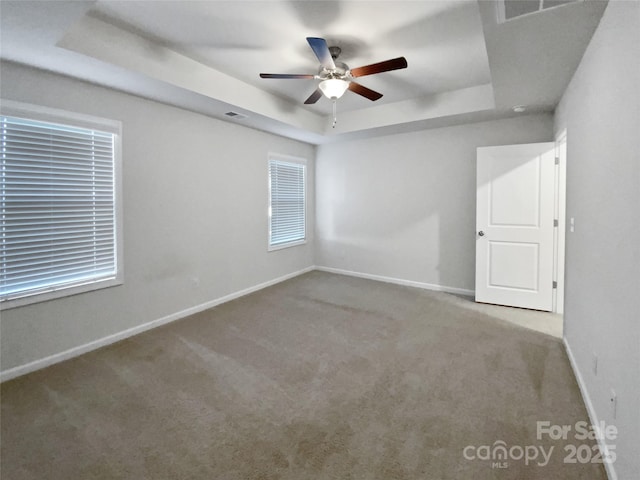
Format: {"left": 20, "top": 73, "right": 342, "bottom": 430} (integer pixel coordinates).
{"left": 489, "top": 241, "right": 539, "bottom": 290}
{"left": 476, "top": 142, "right": 555, "bottom": 311}
{"left": 489, "top": 158, "right": 540, "bottom": 226}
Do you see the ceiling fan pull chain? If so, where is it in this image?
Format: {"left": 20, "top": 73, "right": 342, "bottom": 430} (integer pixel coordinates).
{"left": 332, "top": 99, "right": 337, "bottom": 128}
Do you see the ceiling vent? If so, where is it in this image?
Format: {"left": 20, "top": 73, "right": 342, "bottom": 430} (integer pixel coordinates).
{"left": 224, "top": 111, "right": 248, "bottom": 120}
{"left": 498, "top": 0, "right": 581, "bottom": 22}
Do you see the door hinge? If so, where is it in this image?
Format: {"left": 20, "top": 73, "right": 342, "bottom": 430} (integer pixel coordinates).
{"left": 555, "top": 156, "right": 560, "bottom": 165}
{"left": 553, "top": 281, "right": 558, "bottom": 289}
{"left": 554, "top": 219, "right": 559, "bottom": 227}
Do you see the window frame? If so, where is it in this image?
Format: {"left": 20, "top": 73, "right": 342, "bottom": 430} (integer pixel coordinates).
{"left": 267, "top": 153, "right": 307, "bottom": 251}
{"left": 0, "top": 99, "right": 123, "bottom": 310}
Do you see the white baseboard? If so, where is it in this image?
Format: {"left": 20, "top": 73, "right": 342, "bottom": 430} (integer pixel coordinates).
{"left": 315, "top": 266, "right": 475, "bottom": 297}
{"left": 0, "top": 266, "right": 314, "bottom": 383}
{"left": 563, "top": 336, "right": 617, "bottom": 480}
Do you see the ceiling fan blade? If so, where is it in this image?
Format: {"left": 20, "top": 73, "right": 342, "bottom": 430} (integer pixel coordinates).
{"left": 260, "top": 73, "right": 315, "bottom": 79}
{"left": 306, "top": 37, "right": 336, "bottom": 70}
{"left": 350, "top": 57, "right": 408, "bottom": 78}
{"left": 304, "top": 88, "right": 323, "bottom": 105}
{"left": 348, "top": 82, "right": 383, "bottom": 101}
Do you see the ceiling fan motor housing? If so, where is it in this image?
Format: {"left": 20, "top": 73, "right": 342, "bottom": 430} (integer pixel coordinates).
{"left": 319, "top": 61, "right": 350, "bottom": 80}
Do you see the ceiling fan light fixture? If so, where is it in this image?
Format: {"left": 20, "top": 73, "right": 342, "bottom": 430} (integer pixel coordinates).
{"left": 318, "top": 79, "right": 349, "bottom": 99}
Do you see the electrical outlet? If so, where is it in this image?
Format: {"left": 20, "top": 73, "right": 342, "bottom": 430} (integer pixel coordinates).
{"left": 610, "top": 389, "right": 617, "bottom": 419}
{"left": 592, "top": 353, "right": 598, "bottom": 376}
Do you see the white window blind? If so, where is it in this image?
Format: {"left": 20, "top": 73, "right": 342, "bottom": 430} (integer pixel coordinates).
{"left": 268, "top": 157, "right": 306, "bottom": 248}
{"left": 0, "top": 114, "right": 118, "bottom": 303}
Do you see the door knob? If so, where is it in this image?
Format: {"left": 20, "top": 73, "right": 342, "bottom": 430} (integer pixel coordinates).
{"left": 478, "top": 231, "right": 485, "bottom": 237}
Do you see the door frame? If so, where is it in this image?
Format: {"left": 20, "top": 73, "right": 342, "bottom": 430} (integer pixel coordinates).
{"left": 474, "top": 138, "right": 567, "bottom": 314}
{"left": 553, "top": 130, "right": 567, "bottom": 314}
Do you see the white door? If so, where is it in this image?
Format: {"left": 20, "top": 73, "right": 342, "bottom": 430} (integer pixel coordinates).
{"left": 475, "top": 143, "right": 556, "bottom": 311}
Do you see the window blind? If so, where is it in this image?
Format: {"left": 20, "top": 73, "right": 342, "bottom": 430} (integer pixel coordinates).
{"left": 269, "top": 158, "right": 306, "bottom": 247}
{"left": 0, "top": 115, "right": 117, "bottom": 301}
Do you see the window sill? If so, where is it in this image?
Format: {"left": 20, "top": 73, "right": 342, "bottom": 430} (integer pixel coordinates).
{"left": 0, "top": 276, "right": 123, "bottom": 311}
{"left": 268, "top": 239, "right": 307, "bottom": 252}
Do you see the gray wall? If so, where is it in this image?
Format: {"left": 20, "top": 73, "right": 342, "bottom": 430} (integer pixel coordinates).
{"left": 0, "top": 62, "right": 315, "bottom": 372}
{"left": 315, "top": 114, "right": 554, "bottom": 292}
{"left": 554, "top": 1, "right": 640, "bottom": 478}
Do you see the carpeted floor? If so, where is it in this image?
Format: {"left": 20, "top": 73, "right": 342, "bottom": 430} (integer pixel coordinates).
{"left": 1, "top": 271, "right": 606, "bottom": 479}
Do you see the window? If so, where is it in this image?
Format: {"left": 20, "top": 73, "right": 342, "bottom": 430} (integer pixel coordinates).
{"left": 268, "top": 155, "right": 306, "bottom": 249}
{"left": 498, "top": 0, "right": 579, "bottom": 22}
{"left": 1, "top": 100, "right": 122, "bottom": 309}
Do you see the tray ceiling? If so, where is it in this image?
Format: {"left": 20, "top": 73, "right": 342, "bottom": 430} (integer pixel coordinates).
{"left": 0, "top": 0, "right": 608, "bottom": 144}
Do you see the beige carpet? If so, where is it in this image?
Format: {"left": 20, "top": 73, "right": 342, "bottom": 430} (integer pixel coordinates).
{"left": 1, "top": 271, "right": 606, "bottom": 479}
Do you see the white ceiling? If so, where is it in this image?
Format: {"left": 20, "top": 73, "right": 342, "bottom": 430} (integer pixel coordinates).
{"left": 0, "top": 0, "right": 608, "bottom": 144}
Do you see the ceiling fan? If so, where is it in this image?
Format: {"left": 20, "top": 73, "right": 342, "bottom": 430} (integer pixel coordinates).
{"left": 259, "top": 37, "right": 408, "bottom": 106}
